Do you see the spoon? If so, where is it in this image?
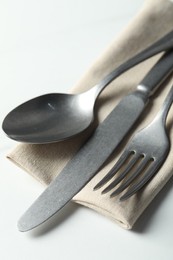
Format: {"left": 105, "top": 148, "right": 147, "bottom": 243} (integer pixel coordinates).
{"left": 2, "top": 30, "right": 173, "bottom": 143}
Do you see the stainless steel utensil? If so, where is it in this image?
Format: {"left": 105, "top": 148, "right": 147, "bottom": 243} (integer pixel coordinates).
{"left": 94, "top": 82, "right": 173, "bottom": 201}
{"left": 2, "top": 30, "right": 173, "bottom": 144}
{"left": 17, "top": 51, "right": 173, "bottom": 232}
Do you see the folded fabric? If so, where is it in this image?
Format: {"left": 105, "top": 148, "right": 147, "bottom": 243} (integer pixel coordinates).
{"left": 8, "top": 0, "right": 173, "bottom": 229}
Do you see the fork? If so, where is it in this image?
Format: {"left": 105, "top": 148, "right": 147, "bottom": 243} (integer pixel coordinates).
{"left": 94, "top": 82, "right": 173, "bottom": 201}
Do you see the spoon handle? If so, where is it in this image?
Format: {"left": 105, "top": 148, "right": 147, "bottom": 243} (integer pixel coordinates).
{"left": 94, "top": 29, "right": 173, "bottom": 96}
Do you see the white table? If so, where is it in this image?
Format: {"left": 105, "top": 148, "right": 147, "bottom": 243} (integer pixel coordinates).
{"left": 1, "top": 1, "right": 173, "bottom": 259}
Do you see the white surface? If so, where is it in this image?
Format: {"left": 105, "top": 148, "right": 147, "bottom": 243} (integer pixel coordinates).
{"left": 0, "top": 1, "right": 173, "bottom": 259}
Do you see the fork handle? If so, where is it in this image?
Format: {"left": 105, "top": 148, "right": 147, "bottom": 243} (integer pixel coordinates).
{"left": 156, "top": 82, "right": 173, "bottom": 125}
{"left": 138, "top": 51, "right": 173, "bottom": 97}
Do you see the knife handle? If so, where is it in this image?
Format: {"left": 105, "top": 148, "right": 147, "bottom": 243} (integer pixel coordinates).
{"left": 94, "top": 29, "right": 173, "bottom": 98}
{"left": 138, "top": 51, "right": 173, "bottom": 97}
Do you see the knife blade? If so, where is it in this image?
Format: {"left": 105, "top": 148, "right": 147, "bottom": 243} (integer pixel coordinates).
{"left": 18, "top": 51, "right": 173, "bottom": 232}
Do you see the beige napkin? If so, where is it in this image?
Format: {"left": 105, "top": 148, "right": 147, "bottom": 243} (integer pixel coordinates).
{"left": 8, "top": 0, "right": 173, "bottom": 229}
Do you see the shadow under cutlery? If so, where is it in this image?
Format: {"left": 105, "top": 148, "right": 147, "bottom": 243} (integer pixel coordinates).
{"left": 132, "top": 174, "right": 173, "bottom": 233}
{"left": 28, "top": 202, "right": 79, "bottom": 237}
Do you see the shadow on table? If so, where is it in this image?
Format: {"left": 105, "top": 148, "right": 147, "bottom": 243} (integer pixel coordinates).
{"left": 133, "top": 174, "right": 173, "bottom": 233}
{"left": 29, "top": 202, "right": 79, "bottom": 237}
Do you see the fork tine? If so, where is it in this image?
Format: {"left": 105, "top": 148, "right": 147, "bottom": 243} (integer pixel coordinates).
{"left": 119, "top": 159, "right": 161, "bottom": 201}
{"left": 110, "top": 156, "right": 149, "bottom": 197}
{"left": 101, "top": 152, "right": 140, "bottom": 194}
{"left": 94, "top": 150, "right": 130, "bottom": 190}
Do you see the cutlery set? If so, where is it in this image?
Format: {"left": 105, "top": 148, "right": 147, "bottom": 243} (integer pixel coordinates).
{"left": 2, "top": 30, "right": 173, "bottom": 231}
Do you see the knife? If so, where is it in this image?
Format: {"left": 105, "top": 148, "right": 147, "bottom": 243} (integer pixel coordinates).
{"left": 18, "top": 51, "right": 173, "bottom": 232}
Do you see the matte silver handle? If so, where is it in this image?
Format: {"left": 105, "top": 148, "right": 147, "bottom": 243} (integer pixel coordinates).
{"left": 137, "top": 51, "right": 173, "bottom": 96}
{"left": 156, "top": 82, "right": 173, "bottom": 125}
{"left": 95, "top": 30, "right": 173, "bottom": 96}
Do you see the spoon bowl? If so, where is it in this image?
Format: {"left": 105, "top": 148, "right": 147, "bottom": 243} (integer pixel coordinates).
{"left": 2, "top": 91, "right": 95, "bottom": 143}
